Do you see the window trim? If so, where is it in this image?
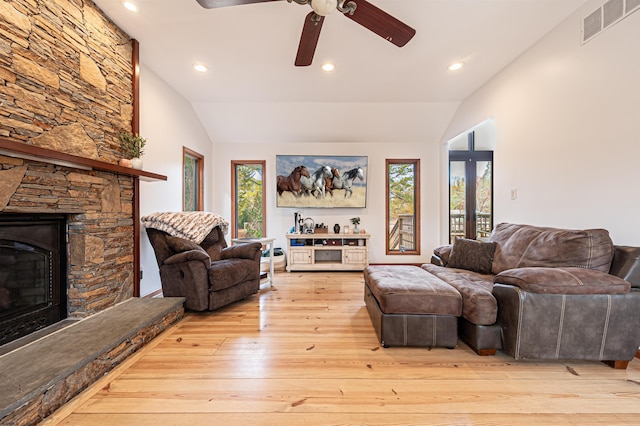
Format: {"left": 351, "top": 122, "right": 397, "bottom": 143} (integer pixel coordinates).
{"left": 385, "top": 158, "right": 420, "bottom": 256}
{"left": 231, "top": 160, "right": 266, "bottom": 239}
{"left": 183, "top": 147, "right": 204, "bottom": 211}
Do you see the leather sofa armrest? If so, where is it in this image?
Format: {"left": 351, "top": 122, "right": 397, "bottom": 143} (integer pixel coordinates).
{"left": 164, "top": 250, "right": 211, "bottom": 268}
{"left": 221, "top": 242, "right": 262, "bottom": 261}
{"left": 431, "top": 254, "right": 445, "bottom": 266}
{"left": 432, "top": 244, "right": 452, "bottom": 266}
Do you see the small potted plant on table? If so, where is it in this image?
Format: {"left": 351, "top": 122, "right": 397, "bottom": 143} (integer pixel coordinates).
{"left": 350, "top": 217, "right": 361, "bottom": 234}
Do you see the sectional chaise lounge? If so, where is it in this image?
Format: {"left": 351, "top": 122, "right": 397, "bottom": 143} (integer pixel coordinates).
{"left": 364, "top": 223, "right": 640, "bottom": 369}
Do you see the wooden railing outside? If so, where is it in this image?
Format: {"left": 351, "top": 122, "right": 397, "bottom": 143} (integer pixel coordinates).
{"left": 450, "top": 212, "right": 492, "bottom": 240}
{"left": 389, "top": 214, "right": 415, "bottom": 252}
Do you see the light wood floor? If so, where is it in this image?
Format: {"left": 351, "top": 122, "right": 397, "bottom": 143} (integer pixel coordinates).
{"left": 44, "top": 272, "right": 640, "bottom": 425}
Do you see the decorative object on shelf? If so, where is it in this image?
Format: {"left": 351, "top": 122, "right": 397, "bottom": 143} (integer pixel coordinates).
{"left": 302, "top": 217, "right": 315, "bottom": 233}
{"left": 350, "top": 217, "right": 360, "bottom": 233}
{"left": 333, "top": 223, "right": 340, "bottom": 234}
{"left": 119, "top": 131, "right": 146, "bottom": 170}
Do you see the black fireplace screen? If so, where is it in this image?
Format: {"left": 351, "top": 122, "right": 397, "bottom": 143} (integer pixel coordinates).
{"left": 0, "top": 215, "right": 67, "bottom": 346}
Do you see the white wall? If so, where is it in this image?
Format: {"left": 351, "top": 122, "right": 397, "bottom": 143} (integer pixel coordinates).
{"left": 442, "top": 1, "right": 640, "bottom": 245}
{"left": 138, "top": 65, "right": 213, "bottom": 296}
{"left": 211, "top": 140, "right": 443, "bottom": 265}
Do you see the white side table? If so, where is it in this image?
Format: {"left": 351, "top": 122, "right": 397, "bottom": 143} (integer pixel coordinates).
{"left": 231, "top": 237, "right": 275, "bottom": 287}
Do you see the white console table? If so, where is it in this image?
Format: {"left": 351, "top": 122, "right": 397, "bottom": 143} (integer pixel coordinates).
{"left": 231, "top": 237, "right": 275, "bottom": 287}
{"left": 286, "top": 233, "right": 370, "bottom": 272}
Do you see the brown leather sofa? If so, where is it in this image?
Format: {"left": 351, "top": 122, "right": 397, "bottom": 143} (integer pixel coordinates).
{"left": 425, "top": 223, "right": 640, "bottom": 368}
{"left": 361, "top": 223, "right": 640, "bottom": 368}
{"left": 146, "top": 226, "right": 262, "bottom": 311}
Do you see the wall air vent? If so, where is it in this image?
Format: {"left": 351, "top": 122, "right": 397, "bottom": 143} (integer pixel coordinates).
{"left": 582, "top": 8, "right": 602, "bottom": 42}
{"left": 627, "top": 0, "right": 640, "bottom": 13}
{"left": 582, "top": 0, "right": 640, "bottom": 44}
{"left": 603, "top": 0, "right": 624, "bottom": 28}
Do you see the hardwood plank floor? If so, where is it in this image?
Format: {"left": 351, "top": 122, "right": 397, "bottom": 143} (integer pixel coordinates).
{"left": 43, "top": 272, "right": 640, "bottom": 425}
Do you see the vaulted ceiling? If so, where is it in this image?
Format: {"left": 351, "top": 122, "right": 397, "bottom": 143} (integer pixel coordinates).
{"left": 93, "top": 0, "right": 589, "bottom": 143}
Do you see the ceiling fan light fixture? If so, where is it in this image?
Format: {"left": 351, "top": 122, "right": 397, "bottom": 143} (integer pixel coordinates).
{"left": 311, "top": 0, "right": 338, "bottom": 16}
{"left": 448, "top": 61, "right": 465, "bottom": 71}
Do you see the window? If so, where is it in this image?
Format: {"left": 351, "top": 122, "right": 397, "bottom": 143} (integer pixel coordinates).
{"left": 386, "top": 159, "right": 420, "bottom": 255}
{"left": 231, "top": 161, "right": 266, "bottom": 239}
{"left": 183, "top": 147, "right": 204, "bottom": 211}
{"left": 449, "top": 131, "right": 493, "bottom": 241}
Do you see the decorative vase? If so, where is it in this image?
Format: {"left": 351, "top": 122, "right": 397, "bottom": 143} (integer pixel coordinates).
{"left": 353, "top": 224, "right": 359, "bottom": 234}
{"left": 130, "top": 157, "right": 143, "bottom": 170}
{"left": 333, "top": 224, "right": 340, "bottom": 234}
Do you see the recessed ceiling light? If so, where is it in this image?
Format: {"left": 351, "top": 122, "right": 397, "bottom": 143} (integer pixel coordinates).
{"left": 123, "top": 2, "right": 138, "bottom": 12}
{"left": 322, "top": 63, "right": 335, "bottom": 72}
{"left": 448, "top": 62, "right": 464, "bottom": 71}
{"left": 193, "top": 63, "right": 209, "bottom": 73}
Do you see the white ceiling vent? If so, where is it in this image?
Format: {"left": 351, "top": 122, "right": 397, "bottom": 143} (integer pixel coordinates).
{"left": 583, "top": 0, "right": 640, "bottom": 44}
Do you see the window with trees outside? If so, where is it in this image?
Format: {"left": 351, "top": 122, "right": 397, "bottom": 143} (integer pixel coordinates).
{"left": 231, "top": 161, "right": 266, "bottom": 239}
{"left": 386, "top": 159, "right": 420, "bottom": 255}
{"left": 183, "top": 147, "right": 204, "bottom": 211}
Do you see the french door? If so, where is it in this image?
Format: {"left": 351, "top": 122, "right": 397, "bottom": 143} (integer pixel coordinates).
{"left": 449, "top": 150, "right": 493, "bottom": 242}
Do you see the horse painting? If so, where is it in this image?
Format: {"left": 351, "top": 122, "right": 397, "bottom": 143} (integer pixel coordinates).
{"left": 300, "top": 165, "right": 332, "bottom": 198}
{"left": 277, "top": 165, "right": 309, "bottom": 198}
{"left": 275, "top": 155, "right": 367, "bottom": 208}
{"left": 332, "top": 167, "right": 364, "bottom": 198}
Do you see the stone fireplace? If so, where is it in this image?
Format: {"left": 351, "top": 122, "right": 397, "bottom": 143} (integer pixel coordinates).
{"left": 0, "top": 154, "right": 136, "bottom": 323}
{"left": 0, "top": 3, "right": 182, "bottom": 423}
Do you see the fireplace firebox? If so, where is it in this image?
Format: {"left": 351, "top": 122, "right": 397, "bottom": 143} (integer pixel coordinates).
{"left": 0, "top": 214, "right": 67, "bottom": 346}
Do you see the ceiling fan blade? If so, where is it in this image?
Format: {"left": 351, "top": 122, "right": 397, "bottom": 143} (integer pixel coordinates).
{"left": 195, "top": 0, "right": 281, "bottom": 9}
{"left": 295, "top": 12, "right": 325, "bottom": 67}
{"left": 342, "top": 0, "right": 415, "bottom": 47}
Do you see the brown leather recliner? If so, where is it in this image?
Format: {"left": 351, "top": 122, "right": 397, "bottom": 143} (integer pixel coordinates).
{"left": 146, "top": 226, "right": 262, "bottom": 311}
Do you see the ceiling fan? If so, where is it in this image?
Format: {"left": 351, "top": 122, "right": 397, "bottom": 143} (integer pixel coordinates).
{"left": 195, "top": 0, "right": 416, "bottom": 66}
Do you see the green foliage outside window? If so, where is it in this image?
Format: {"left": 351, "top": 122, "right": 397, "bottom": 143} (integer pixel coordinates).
{"left": 236, "top": 164, "right": 263, "bottom": 238}
{"left": 388, "top": 163, "right": 415, "bottom": 217}
{"left": 184, "top": 155, "right": 197, "bottom": 211}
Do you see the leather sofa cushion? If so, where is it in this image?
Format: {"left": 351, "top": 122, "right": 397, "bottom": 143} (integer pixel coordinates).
{"left": 489, "top": 223, "right": 614, "bottom": 275}
{"left": 208, "top": 258, "right": 260, "bottom": 292}
{"left": 448, "top": 238, "right": 497, "bottom": 274}
{"left": 494, "top": 267, "right": 631, "bottom": 295}
{"left": 364, "top": 266, "right": 462, "bottom": 316}
{"left": 422, "top": 264, "right": 497, "bottom": 326}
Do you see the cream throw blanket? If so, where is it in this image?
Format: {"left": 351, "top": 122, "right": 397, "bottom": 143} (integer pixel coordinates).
{"left": 141, "top": 212, "right": 229, "bottom": 244}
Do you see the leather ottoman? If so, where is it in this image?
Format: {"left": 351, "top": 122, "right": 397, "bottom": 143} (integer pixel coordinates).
{"left": 364, "top": 265, "right": 462, "bottom": 348}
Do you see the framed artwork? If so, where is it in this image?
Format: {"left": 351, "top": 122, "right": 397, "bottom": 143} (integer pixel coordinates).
{"left": 276, "top": 155, "right": 367, "bottom": 208}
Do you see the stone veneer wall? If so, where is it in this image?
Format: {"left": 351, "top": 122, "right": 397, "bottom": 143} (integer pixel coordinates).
{"left": 0, "top": 0, "right": 136, "bottom": 317}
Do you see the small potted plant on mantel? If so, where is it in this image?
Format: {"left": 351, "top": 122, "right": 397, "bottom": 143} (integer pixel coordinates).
{"left": 119, "top": 131, "right": 146, "bottom": 170}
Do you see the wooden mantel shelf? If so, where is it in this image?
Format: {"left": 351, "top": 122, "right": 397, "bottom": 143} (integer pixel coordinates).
{"left": 0, "top": 137, "right": 166, "bottom": 182}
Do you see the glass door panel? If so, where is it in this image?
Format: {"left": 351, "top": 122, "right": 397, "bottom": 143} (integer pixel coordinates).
{"left": 476, "top": 160, "right": 493, "bottom": 240}
{"left": 449, "top": 161, "right": 466, "bottom": 242}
